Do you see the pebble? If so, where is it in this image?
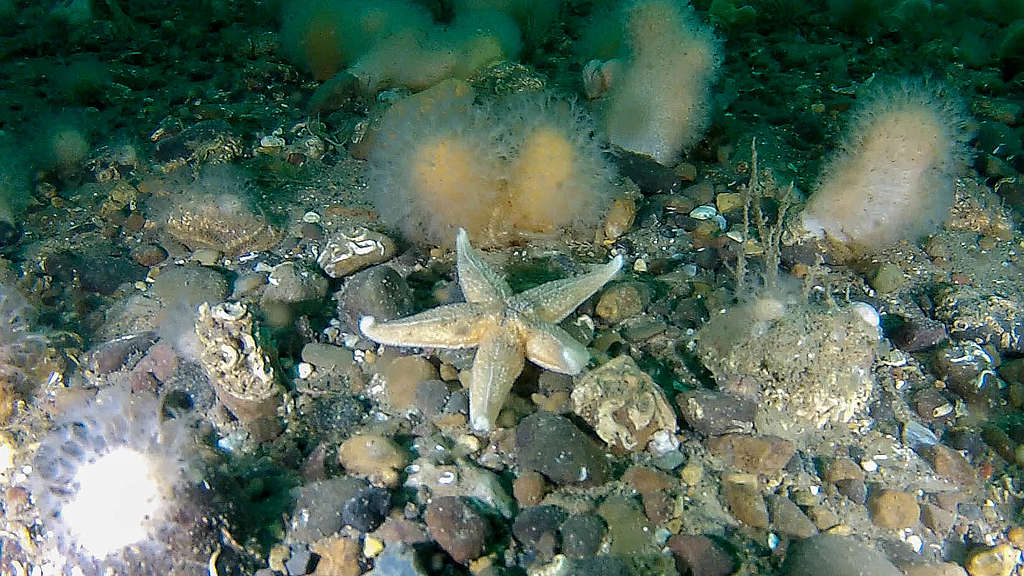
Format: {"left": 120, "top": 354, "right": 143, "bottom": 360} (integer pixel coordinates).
{"left": 415, "top": 379, "right": 451, "bottom": 419}
{"left": 835, "top": 478, "right": 867, "bottom": 504}
{"left": 516, "top": 412, "right": 609, "bottom": 486}
{"left": 513, "top": 470, "right": 548, "bottom": 506}
{"left": 560, "top": 513, "right": 606, "bottom": 559}
{"left": 965, "top": 543, "right": 1018, "bottom": 576}
{"left": 383, "top": 356, "right": 438, "bottom": 411}
{"left": 310, "top": 536, "right": 361, "bottom": 576}
{"left": 598, "top": 495, "right": 654, "bottom": 556}
{"left": 337, "top": 434, "right": 407, "bottom": 487}
{"left": 904, "top": 564, "right": 968, "bottom": 576}
{"left": 151, "top": 264, "right": 229, "bottom": 309}
{"left": 284, "top": 544, "right": 315, "bottom": 576}
{"left": 595, "top": 282, "right": 649, "bottom": 323}
{"left": 289, "top": 477, "right": 366, "bottom": 542}
{"left": 822, "top": 456, "right": 866, "bottom": 483}
{"left": 675, "top": 390, "right": 756, "bottom": 436}
{"left": 512, "top": 506, "right": 567, "bottom": 560}
{"left": 782, "top": 534, "right": 902, "bottom": 576}
{"left": 920, "top": 502, "right": 955, "bottom": 536}
{"left": 301, "top": 343, "right": 356, "bottom": 373}
{"left": 425, "top": 496, "right": 491, "bottom": 564}
{"left": 336, "top": 265, "right": 414, "bottom": 332}
{"left": 892, "top": 317, "right": 948, "bottom": 352}
{"left": 318, "top": 227, "right": 397, "bottom": 279}
{"left": 667, "top": 534, "right": 736, "bottom": 576}
{"left": 920, "top": 444, "right": 977, "bottom": 489}
{"left": 868, "top": 489, "right": 920, "bottom": 530}
{"left": 623, "top": 466, "right": 675, "bottom": 494}
{"left": 130, "top": 243, "right": 168, "bottom": 267}
{"left": 262, "top": 261, "right": 329, "bottom": 305}
{"left": 869, "top": 262, "right": 906, "bottom": 294}
{"left": 707, "top": 434, "right": 795, "bottom": 475}
{"left": 768, "top": 494, "right": 818, "bottom": 538}
{"left": 365, "top": 543, "right": 428, "bottom": 576}
{"left": 722, "top": 480, "right": 769, "bottom": 528}
{"left": 341, "top": 485, "right": 391, "bottom": 532}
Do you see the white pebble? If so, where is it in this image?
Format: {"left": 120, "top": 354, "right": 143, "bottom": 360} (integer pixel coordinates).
{"left": 296, "top": 362, "right": 313, "bottom": 379}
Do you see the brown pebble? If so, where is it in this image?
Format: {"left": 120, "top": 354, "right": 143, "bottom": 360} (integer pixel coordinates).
{"left": 624, "top": 466, "right": 676, "bottom": 494}
{"left": 708, "top": 434, "right": 795, "bottom": 475}
{"left": 123, "top": 211, "right": 145, "bottom": 233}
{"left": 300, "top": 222, "right": 324, "bottom": 241}
{"left": 920, "top": 502, "right": 955, "bottom": 536}
{"left": 310, "top": 536, "right": 361, "bottom": 576}
{"left": 903, "top": 563, "right": 967, "bottom": 576}
{"left": 965, "top": 543, "right": 1016, "bottom": 576}
{"left": 868, "top": 489, "right": 920, "bottom": 530}
{"left": 383, "top": 356, "right": 438, "bottom": 412}
{"left": 768, "top": 494, "right": 818, "bottom": 538}
{"left": 513, "top": 470, "right": 547, "bottom": 506}
{"left": 425, "top": 496, "right": 490, "bottom": 564}
{"left": 822, "top": 457, "right": 865, "bottom": 483}
{"left": 922, "top": 444, "right": 977, "bottom": 489}
{"left": 338, "top": 434, "right": 406, "bottom": 487}
{"left": 722, "top": 481, "right": 769, "bottom": 528}
{"left": 131, "top": 244, "right": 168, "bottom": 267}
{"left": 667, "top": 534, "right": 735, "bottom": 576}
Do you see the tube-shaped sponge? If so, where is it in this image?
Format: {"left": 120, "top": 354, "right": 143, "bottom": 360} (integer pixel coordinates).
{"left": 800, "top": 80, "right": 969, "bottom": 253}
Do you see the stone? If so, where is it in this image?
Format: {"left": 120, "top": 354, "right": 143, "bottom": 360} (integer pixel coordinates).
{"left": 341, "top": 486, "right": 391, "bottom": 532}
{"left": 301, "top": 343, "right": 356, "bottom": 373}
{"left": 868, "top": 489, "right": 920, "bottom": 530}
{"left": 317, "top": 226, "right": 397, "bottom": 279}
{"left": 130, "top": 243, "right": 168, "bottom": 267}
{"left": 823, "top": 457, "right": 866, "bottom": 483}
{"left": 310, "top": 536, "right": 361, "bottom": 576}
{"left": 561, "top": 513, "right": 606, "bottom": 559}
{"left": 623, "top": 466, "right": 676, "bottom": 494}
{"left": 667, "top": 534, "right": 736, "bottom": 576}
{"left": 920, "top": 503, "right": 955, "bottom": 536}
{"left": 965, "top": 543, "right": 1017, "bottom": 576}
{"left": 415, "top": 379, "right": 450, "bottom": 418}
{"left": 722, "top": 481, "right": 769, "bottom": 528}
{"left": 904, "top": 564, "right": 968, "bottom": 576}
{"left": 835, "top": 478, "right": 867, "bottom": 505}
{"left": 338, "top": 434, "right": 407, "bottom": 487}
{"left": 597, "top": 496, "right": 655, "bottom": 556}
{"left": 284, "top": 544, "right": 315, "bottom": 576}
{"left": 675, "top": 390, "right": 756, "bottom": 436}
{"left": 782, "top": 534, "right": 902, "bottom": 576}
{"left": 516, "top": 412, "right": 609, "bottom": 486}
{"left": 365, "top": 543, "right": 428, "bottom": 576}
{"left": 707, "top": 434, "right": 795, "bottom": 475}
{"left": 921, "top": 444, "right": 977, "bottom": 489}
{"left": 869, "top": 262, "right": 906, "bottom": 294}
{"left": 571, "top": 355, "right": 677, "bottom": 453}
{"left": 892, "top": 317, "right": 948, "bottom": 352}
{"left": 595, "top": 282, "right": 648, "bottom": 323}
{"left": 513, "top": 470, "right": 547, "bottom": 506}
{"left": 382, "top": 356, "right": 438, "bottom": 411}
{"left": 512, "top": 506, "right": 567, "bottom": 560}
{"left": 151, "top": 264, "right": 229, "bottom": 309}
{"left": 404, "top": 459, "right": 515, "bottom": 519}
{"left": 768, "top": 494, "right": 818, "bottom": 538}
{"left": 336, "top": 265, "right": 414, "bottom": 332}
{"left": 289, "top": 477, "right": 366, "bottom": 542}
{"left": 425, "top": 496, "right": 490, "bottom": 564}
{"left": 262, "top": 261, "right": 329, "bottom": 305}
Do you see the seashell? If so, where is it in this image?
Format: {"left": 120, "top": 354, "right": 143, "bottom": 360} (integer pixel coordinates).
{"left": 317, "top": 226, "right": 396, "bottom": 279}
{"left": 689, "top": 205, "right": 717, "bottom": 220}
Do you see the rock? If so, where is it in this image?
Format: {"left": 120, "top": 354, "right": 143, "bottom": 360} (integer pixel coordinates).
{"left": 341, "top": 486, "right": 391, "bottom": 532}
{"left": 289, "top": 477, "right": 366, "bottom": 542}
{"left": 869, "top": 262, "right": 906, "bottom": 294}
{"left": 373, "top": 516, "right": 430, "bottom": 545}
{"left": 382, "top": 356, "right": 438, "bottom": 411}
{"left": 336, "top": 265, "right": 414, "bottom": 332}
{"left": 562, "top": 556, "right": 631, "bottom": 576}
{"left": 823, "top": 457, "right": 866, "bottom": 483}
{"left": 513, "top": 470, "right": 547, "bottom": 506}
{"left": 130, "top": 243, "right": 168, "bottom": 267}
{"left": 310, "top": 536, "right": 361, "bottom": 576}
{"left": 920, "top": 444, "right": 977, "bottom": 489}
{"left": 88, "top": 332, "right": 157, "bottom": 374}
{"left": 782, "top": 534, "right": 902, "bottom": 576}
{"left": 338, "top": 434, "right": 407, "bottom": 487}
{"left": 561, "top": 513, "right": 606, "bottom": 559}
{"left": 301, "top": 343, "right": 357, "bottom": 373}
{"left": 317, "top": 226, "right": 397, "bottom": 278}
{"left": 595, "top": 282, "right": 648, "bottom": 323}
{"left": 868, "top": 489, "right": 920, "bottom": 530}
{"left": 365, "top": 543, "right": 428, "bottom": 576}
{"left": 262, "top": 261, "right": 328, "bottom": 305}
{"left": 571, "top": 355, "right": 677, "bottom": 452}
{"left": 920, "top": 503, "right": 955, "bottom": 536}
{"left": 597, "top": 496, "right": 655, "bottom": 556}
{"left": 903, "top": 564, "right": 968, "bottom": 576}
{"left": 415, "top": 379, "right": 451, "bottom": 418}
{"left": 965, "top": 543, "right": 1017, "bottom": 576}
{"left": 512, "top": 506, "right": 567, "bottom": 560}
{"left": 835, "top": 478, "right": 867, "bottom": 505}
{"left": 425, "top": 496, "right": 490, "bottom": 564}
{"left": 768, "top": 494, "right": 818, "bottom": 538}
{"left": 516, "top": 412, "right": 609, "bottom": 486}
{"left": 404, "top": 459, "right": 515, "bottom": 518}
{"left": 284, "top": 544, "right": 315, "bottom": 576}
{"left": 623, "top": 466, "right": 676, "bottom": 494}
{"left": 892, "top": 317, "right": 947, "bottom": 352}
{"left": 675, "top": 390, "right": 756, "bottom": 436}
{"left": 667, "top": 534, "right": 736, "bottom": 576}
{"left": 722, "top": 481, "right": 769, "bottom": 528}
{"left": 151, "top": 264, "right": 230, "bottom": 309}
{"left": 707, "top": 434, "right": 795, "bottom": 475}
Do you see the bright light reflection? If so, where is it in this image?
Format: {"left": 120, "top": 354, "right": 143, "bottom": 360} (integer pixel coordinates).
{"left": 61, "top": 447, "right": 162, "bottom": 558}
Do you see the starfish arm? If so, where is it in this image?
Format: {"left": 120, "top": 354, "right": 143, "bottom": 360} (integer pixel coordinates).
{"left": 456, "top": 228, "right": 512, "bottom": 304}
{"left": 523, "top": 321, "right": 590, "bottom": 375}
{"left": 512, "top": 255, "right": 624, "bottom": 323}
{"left": 468, "top": 326, "right": 525, "bottom": 433}
{"left": 360, "top": 303, "right": 495, "bottom": 349}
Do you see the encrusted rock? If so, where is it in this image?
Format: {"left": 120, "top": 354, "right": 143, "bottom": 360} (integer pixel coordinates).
{"left": 195, "top": 301, "right": 282, "bottom": 440}
{"left": 317, "top": 226, "right": 397, "bottom": 279}
{"left": 571, "top": 355, "right": 677, "bottom": 452}
{"left": 153, "top": 119, "right": 243, "bottom": 174}
{"left": 675, "top": 389, "right": 756, "bottom": 436}
{"left": 707, "top": 434, "right": 795, "bottom": 475}
{"left": 166, "top": 193, "right": 280, "bottom": 257}
{"left": 934, "top": 283, "right": 1024, "bottom": 355}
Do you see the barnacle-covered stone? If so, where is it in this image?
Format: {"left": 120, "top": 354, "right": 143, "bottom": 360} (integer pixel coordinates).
{"left": 571, "top": 355, "right": 677, "bottom": 453}
{"left": 317, "top": 226, "right": 397, "bottom": 279}
{"left": 166, "top": 194, "right": 280, "bottom": 257}
{"left": 153, "top": 120, "right": 243, "bottom": 174}
{"left": 934, "top": 283, "right": 1024, "bottom": 355}
{"left": 195, "top": 301, "right": 282, "bottom": 440}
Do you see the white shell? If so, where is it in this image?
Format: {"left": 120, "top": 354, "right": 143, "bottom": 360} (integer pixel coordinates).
{"left": 689, "top": 205, "right": 718, "bottom": 220}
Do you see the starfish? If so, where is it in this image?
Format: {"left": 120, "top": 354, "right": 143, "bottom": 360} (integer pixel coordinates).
{"left": 360, "top": 229, "right": 623, "bottom": 433}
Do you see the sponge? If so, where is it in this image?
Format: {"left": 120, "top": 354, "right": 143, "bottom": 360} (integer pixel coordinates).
{"left": 604, "top": 0, "right": 722, "bottom": 165}
{"left": 799, "top": 80, "right": 968, "bottom": 253}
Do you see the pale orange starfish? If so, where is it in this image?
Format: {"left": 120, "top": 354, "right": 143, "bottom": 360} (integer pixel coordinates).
{"left": 360, "top": 229, "right": 623, "bottom": 433}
